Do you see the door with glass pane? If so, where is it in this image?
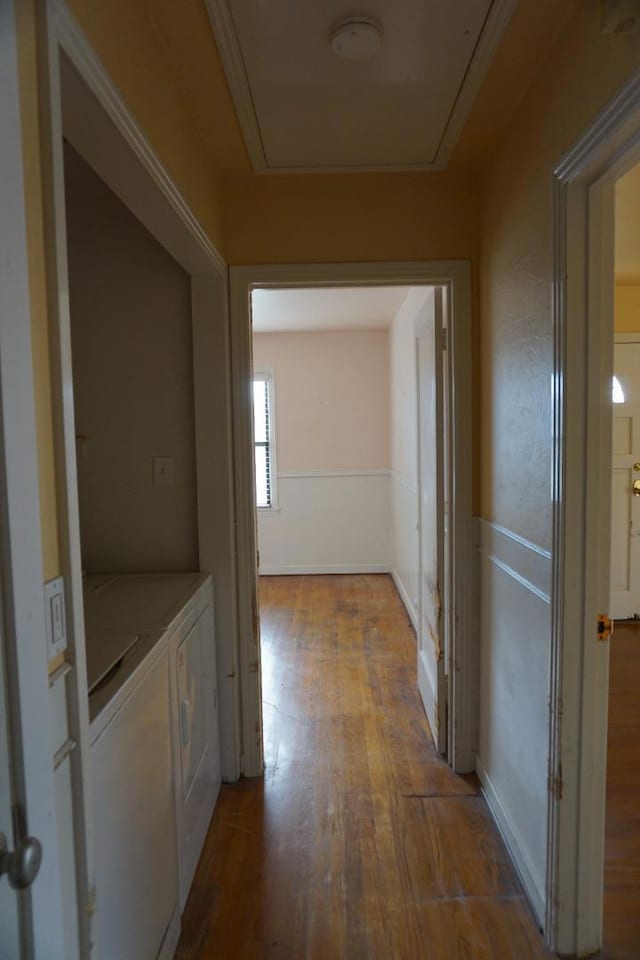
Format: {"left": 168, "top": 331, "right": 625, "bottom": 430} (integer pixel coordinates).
{"left": 610, "top": 337, "right": 640, "bottom": 618}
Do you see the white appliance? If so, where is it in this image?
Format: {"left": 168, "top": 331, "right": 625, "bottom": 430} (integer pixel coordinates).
{"left": 85, "top": 573, "right": 220, "bottom": 960}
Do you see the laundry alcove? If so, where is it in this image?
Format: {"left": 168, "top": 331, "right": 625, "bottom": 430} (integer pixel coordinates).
{"left": 63, "top": 140, "right": 221, "bottom": 959}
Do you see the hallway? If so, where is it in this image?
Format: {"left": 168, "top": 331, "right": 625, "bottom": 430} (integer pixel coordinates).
{"left": 176, "top": 574, "right": 552, "bottom": 959}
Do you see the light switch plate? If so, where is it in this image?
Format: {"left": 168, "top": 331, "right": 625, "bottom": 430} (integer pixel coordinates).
{"left": 153, "top": 455, "right": 175, "bottom": 487}
{"left": 44, "top": 576, "right": 67, "bottom": 660}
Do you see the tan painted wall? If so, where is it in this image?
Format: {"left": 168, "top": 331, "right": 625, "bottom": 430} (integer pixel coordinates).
{"left": 222, "top": 171, "right": 477, "bottom": 265}
{"left": 16, "top": 0, "right": 59, "bottom": 580}
{"left": 615, "top": 286, "right": 640, "bottom": 333}
{"left": 480, "top": 3, "right": 640, "bottom": 550}
{"left": 65, "top": 145, "right": 198, "bottom": 573}
{"left": 65, "top": 0, "right": 225, "bottom": 249}
{"left": 252, "top": 330, "right": 389, "bottom": 472}
{"left": 477, "top": 0, "right": 640, "bottom": 920}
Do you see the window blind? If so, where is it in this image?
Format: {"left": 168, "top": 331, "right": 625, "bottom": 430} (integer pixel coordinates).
{"left": 253, "top": 376, "right": 272, "bottom": 507}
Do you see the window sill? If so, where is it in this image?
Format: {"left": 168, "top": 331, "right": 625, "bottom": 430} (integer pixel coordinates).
{"left": 257, "top": 505, "right": 281, "bottom": 513}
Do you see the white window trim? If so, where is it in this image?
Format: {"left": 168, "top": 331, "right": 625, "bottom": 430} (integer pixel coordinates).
{"left": 253, "top": 368, "right": 278, "bottom": 510}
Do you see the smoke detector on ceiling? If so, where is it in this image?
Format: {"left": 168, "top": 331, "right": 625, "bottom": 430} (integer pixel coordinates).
{"left": 331, "top": 17, "right": 383, "bottom": 60}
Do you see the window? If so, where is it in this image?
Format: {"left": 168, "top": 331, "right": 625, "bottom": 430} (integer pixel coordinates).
{"left": 253, "top": 372, "right": 276, "bottom": 507}
{"left": 612, "top": 375, "right": 625, "bottom": 404}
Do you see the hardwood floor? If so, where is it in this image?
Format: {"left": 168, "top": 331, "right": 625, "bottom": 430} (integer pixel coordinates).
{"left": 176, "top": 574, "right": 553, "bottom": 959}
{"left": 603, "top": 620, "right": 640, "bottom": 959}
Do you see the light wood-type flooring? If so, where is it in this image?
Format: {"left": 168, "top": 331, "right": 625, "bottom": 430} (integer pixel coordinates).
{"left": 177, "top": 574, "right": 555, "bottom": 959}
{"left": 603, "top": 620, "right": 640, "bottom": 959}
{"left": 176, "top": 575, "right": 550, "bottom": 960}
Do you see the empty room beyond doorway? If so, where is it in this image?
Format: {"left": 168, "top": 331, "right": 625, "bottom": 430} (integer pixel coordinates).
{"left": 250, "top": 283, "right": 452, "bottom": 759}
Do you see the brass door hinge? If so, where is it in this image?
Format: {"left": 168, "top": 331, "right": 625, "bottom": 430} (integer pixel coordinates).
{"left": 597, "top": 614, "right": 614, "bottom": 642}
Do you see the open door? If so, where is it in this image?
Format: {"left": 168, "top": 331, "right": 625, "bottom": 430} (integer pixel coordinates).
{"left": 0, "top": 1, "right": 65, "bottom": 951}
{"left": 415, "top": 287, "right": 448, "bottom": 754}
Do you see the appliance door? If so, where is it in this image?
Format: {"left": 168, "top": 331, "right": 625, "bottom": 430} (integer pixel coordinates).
{"left": 91, "top": 646, "right": 177, "bottom": 960}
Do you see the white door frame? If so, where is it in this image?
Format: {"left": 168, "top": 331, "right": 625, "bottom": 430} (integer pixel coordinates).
{"left": 0, "top": 1, "right": 65, "bottom": 954}
{"left": 229, "top": 260, "right": 474, "bottom": 777}
{"left": 548, "top": 67, "right": 640, "bottom": 956}
{"left": 38, "top": 2, "right": 241, "bottom": 952}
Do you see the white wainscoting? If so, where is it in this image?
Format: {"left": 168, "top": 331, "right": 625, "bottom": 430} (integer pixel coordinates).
{"left": 390, "top": 471, "right": 419, "bottom": 629}
{"left": 475, "top": 518, "right": 551, "bottom": 926}
{"left": 257, "top": 470, "right": 391, "bottom": 575}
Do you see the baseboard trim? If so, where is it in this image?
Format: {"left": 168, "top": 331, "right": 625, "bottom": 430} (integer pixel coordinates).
{"left": 158, "top": 908, "right": 180, "bottom": 960}
{"left": 476, "top": 756, "right": 545, "bottom": 926}
{"left": 259, "top": 564, "right": 390, "bottom": 576}
{"left": 391, "top": 569, "right": 417, "bottom": 631}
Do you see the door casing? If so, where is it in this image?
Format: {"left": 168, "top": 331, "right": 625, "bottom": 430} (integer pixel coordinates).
{"left": 548, "top": 66, "right": 640, "bottom": 956}
{"left": 229, "top": 260, "right": 475, "bottom": 778}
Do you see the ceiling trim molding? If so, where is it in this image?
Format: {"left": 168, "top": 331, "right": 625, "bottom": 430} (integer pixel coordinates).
{"left": 203, "top": 0, "right": 268, "bottom": 173}
{"left": 434, "top": 0, "right": 517, "bottom": 167}
{"left": 204, "top": 0, "right": 515, "bottom": 175}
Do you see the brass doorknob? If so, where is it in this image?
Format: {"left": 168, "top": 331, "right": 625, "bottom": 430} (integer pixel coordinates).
{"left": 635, "top": 462, "right": 640, "bottom": 472}
{"left": 634, "top": 479, "right": 640, "bottom": 496}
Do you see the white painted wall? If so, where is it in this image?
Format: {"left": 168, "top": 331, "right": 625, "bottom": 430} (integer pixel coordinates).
{"left": 389, "top": 288, "right": 430, "bottom": 626}
{"left": 252, "top": 329, "right": 390, "bottom": 573}
{"left": 64, "top": 144, "right": 199, "bottom": 572}
{"left": 475, "top": 519, "right": 551, "bottom": 923}
{"left": 258, "top": 472, "right": 390, "bottom": 574}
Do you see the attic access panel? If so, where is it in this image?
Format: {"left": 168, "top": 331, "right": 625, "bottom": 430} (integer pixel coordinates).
{"left": 206, "top": 0, "right": 514, "bottom": 173}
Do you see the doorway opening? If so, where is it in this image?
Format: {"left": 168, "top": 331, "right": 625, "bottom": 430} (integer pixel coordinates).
{"left": 548, "top": 70, "right": 640, "bottom": 957}
{"left": 250, "top": 284, "right": 449, "bottom": 753}
{"left": 229, "top": 261, "right": 474, "bottom": 781}
{"left": 603, "top": 162, "right": 640, "bottom": 958}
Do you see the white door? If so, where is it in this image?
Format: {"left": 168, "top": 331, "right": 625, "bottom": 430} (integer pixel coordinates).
{"left": 610, "top": 337, "right": 640, "bottom": 619}
{"left": 0, "top": 605, "right": 20, "bottom": 959}
{"left": 415, "top": 288, "right": 447, "bottom": 753}
{"left": 0, "top": 0, "right": 65, "bottom": 953}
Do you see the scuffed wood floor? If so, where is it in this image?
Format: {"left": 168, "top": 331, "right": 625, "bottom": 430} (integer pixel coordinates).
{"left": 603, "top": 620, "right": 640, "bottom": 959}
{"left": 176, "top": 574, "right": 553, "bottom": 959}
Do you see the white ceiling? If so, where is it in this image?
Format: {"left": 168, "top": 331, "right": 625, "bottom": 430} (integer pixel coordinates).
{"left": 205, "top": 0, "right": 515, "bottom": 173}
{"left": 251, "top": 286, "right": 411, "bottom": 333}
{"left": 616, "top": 163, "right": 640, "bottom": 285}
